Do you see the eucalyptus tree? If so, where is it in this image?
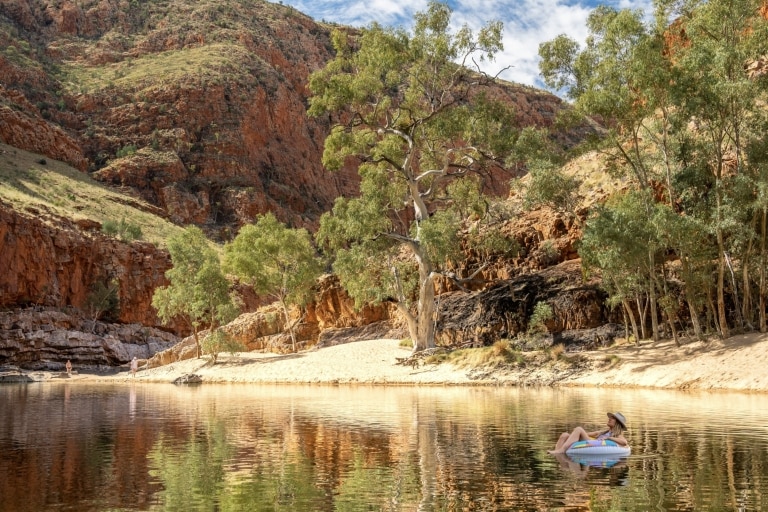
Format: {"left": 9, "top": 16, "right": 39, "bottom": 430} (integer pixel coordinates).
{"left": 539, "top": 6, "right": 670, "bottom": 340}
{"left": 223, "top": 213, "right": 323, "bottom": 352}
{"left": 580, "top": 190, "right": 660, "bottom": 343}
{"left": 664, "top": 0, "right": 768, "bottom": 337}
{"left": 541, "top": 0, "right": 768, "bottom": 339}
{"left": 152, "top": 226, "right": 239, "bottom": 359}
{"left": 308, "top": 2, "right": 518, "bottom": 353}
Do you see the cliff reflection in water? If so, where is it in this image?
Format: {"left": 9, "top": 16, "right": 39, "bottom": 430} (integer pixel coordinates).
{"left": 1, "top": 384, "right": 768, "bottom": 511}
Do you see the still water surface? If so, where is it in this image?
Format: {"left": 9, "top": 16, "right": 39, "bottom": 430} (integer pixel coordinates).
{"left": 1, "top": 383, "right": 768, "bottom": 511}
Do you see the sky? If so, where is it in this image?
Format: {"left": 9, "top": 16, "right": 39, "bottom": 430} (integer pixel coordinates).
{"left": 279, "top": 0, "right": 653, "bottom": 93}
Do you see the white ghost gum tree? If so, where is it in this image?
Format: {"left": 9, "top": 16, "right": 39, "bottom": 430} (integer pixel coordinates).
{"left": 308, "top": 2, "right": 519, "bottom": 353}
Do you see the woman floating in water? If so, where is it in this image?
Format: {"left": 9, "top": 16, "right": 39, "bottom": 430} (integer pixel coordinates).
{"left": 548, "top": 412, "right": 628, "bottom": 454}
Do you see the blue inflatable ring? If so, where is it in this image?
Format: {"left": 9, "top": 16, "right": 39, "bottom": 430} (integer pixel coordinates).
{"left": 565, "top": 439, "right": 631, "bottom": 457}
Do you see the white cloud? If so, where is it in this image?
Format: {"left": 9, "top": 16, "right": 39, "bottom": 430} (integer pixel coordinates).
{"left": 283, "top": 0, "right": 429, "bottom": 26}
{"left": 278, "top": 0, "right": 654, "bottom": 91}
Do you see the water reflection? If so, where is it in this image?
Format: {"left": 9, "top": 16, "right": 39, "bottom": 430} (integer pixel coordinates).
{"left": 1, "top": 384, "right": 767, "bottom": 511}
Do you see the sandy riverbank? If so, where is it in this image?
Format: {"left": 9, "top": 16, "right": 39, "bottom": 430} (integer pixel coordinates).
{"left": 59, "top": 331, "right": 768, "bottom": 393}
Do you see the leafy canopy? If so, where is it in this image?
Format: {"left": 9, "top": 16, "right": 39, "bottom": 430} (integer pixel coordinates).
{"left": 223, "top": 212, "right": 323, "bottom": 308}
{"left": 309, "top": 1, "right": 517, "bottom": 350}
{"left": 152, "top": 226, "right": 238, "bottom": 337}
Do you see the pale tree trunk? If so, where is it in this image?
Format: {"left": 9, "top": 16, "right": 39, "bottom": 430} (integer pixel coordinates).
{"left": 660, "top": 262, "right": 679, "bottom": 346}
{"left": 395, "top": 280, "right": 436, "bottom": 354}
{"left": 193, "top": 326, "right": 201, "bottom": 359}
{"left": 411, "top": 270, "right": 437, "bottom": 353}
{"left": 741, "top": 214, "right": 756, "bottom": 328}
{"left": 688, "top": 301, "right": 703, "bottom": 340}
{"left": 279, "top": 298, "right": 297, "bottom": 352}
{"left": 623, "top": 300, "right": 640, "bottom": 345}
{"left": 680, "top": 256, "right": 703, "bottom": 340}
{"left": 648, "top": 251, "right": 660, "bottom": 342}
{"left": 717, "top": 251, "right": 729, "bottom": 338}
{"left": 620, "top": 305, "right": 629, "bottom": 341}
{"left": 636, "top": 296, "right": 648, "bottom": 340}
{"left": 707, "top": 292, "right": 719, "bottom": 336}
{"left": 760, "top": 207, "right": 767, "bottom": 333}
{"left": 715, "top": 179, "right": 730, "bottom": 338}
{"left": 401, "top": 234, "right": 437, "bottom": 354}
{"left": 724, "top": 252, "right": 744, "bottom": 331}
{"left": 667, "top": 312, "right": 679, "bottom": 347}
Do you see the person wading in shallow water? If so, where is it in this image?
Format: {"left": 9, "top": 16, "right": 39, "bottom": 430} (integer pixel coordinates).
{"left": 548, "top": 412, "right": 628, "bottom": 454}
{"left": 65, "top": 360, "right": 72, "bottom": 375}
{"left": 130, "top": 357, "right": 138, "bottom": 377}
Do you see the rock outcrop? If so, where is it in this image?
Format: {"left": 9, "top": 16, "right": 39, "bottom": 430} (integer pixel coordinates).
{"left": 0, "top": 200, "right": 173, "bottom": 328}
{"left": 0, "top": 307, "right": 178, "bottom": 368}
{"left": 0, "top": 0, "right": 593, "bottom": 233}
{"left": 436, "top": 260, "right": 612, "bottom": 347}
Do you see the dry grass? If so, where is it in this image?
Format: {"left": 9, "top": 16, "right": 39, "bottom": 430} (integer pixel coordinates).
{"left": 445, "top": 340, "right": 526, "bottom": 369}
{"left": 59, "top": 43, "right": 255, "bottom": 96}
{"left": 0, "top": 142, "right": 185, "bottom": 247}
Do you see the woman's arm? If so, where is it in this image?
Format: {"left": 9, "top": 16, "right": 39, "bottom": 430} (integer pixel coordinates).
{"left": 605, "top": 434, "right": 627, "bottom": 446}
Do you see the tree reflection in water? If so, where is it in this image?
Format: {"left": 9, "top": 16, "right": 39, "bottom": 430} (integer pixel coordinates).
{"left": 0, "top": 384, "right": 767, "bottom": 511}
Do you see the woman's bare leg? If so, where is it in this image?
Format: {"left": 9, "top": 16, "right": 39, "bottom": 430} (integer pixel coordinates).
{"left": 553, "top": 432, "right": 570, "bottom": 451}
{"left": 548, "top": 427, "right": 590, "bottom": 454}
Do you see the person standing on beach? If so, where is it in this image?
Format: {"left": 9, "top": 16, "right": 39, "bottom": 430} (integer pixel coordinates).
{"left": 130, "top": 356, "right": 138, "bottom": 377}
{"left": 65, "top": 360, "right": 72, "bottom": 375}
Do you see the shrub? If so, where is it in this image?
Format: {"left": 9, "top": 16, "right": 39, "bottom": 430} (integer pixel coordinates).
{"left": 528, "top": 301, "right": 554, "bottom": 334}
{"left": 202, "top": 329, "right": 244, "bottom": 364}
{"left": 116, "top": 144, "right": 137, "bottom": 158}
{"left": 84, "top": 279, "right": 120, "bottom": 326}
{"left": 102, "top": 217, "right": 143, "bottom": 242}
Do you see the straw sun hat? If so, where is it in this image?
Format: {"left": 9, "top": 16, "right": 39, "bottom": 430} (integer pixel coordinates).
{"left": 608, "top": 412, "right": 627, "bottom": 429}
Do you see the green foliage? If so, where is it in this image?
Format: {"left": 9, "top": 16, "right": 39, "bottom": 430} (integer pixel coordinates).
{"left": 223, "top": 213, "right": 322, "bottom": 351}
{"left": 201, "top": 328, "right": 244, "bottom": 363}
{"left": 445, "top": 176, "right": 487, "bottom": 220}
{"left": 84, "top": 279, "right": 120, "bottom": 323}
{"left": 580, "top": 190, "right": 655, "bottom": 296}
{"left": 528, "top": 302, "right": 554, "bottom": 334}
{"left": 153, "top": 226, "right": 239, "bottom": 357}
{"left": 539, "top": 0, "right": 768, "bottom": 338}
{"left": 102, "top": 217, "right": 143, "bottom": 242}
{"left": 415, "top": 210, "right": 463, "bottom": 266}
{"left": 308, "top": 2, "right": 519, "bottom": 351}
{"left": 224, "top": 212, "right": 322, "bottom": 307}
{"left": 467, "top": 227, "right": 519, "bottom": 262}
{"left": 522, "top": 162, "right": 580, "bottom": 215}
{"left": 115, "top": 145, "right": 137, "bottom": 158}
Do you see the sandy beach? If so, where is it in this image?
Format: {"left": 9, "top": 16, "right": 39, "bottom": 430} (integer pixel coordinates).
{"left": 65, "top": 331, "right": 768, "bottom": 393}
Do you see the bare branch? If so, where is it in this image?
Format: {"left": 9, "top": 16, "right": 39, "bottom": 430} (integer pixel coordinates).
{"left": 437, "top": 263, "right": 489, "bottom": 292}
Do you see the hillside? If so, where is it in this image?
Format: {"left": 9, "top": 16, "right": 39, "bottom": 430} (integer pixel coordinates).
{"left": 0, "top": 0, "right": 610, "bottom": 369}
{"left": 0, "top": 0, "right": 591, "bottom": 236}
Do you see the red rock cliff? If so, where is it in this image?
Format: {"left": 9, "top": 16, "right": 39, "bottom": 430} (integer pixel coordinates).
{"left": 0, "top": 0, "right": 588, "bottom": 235}
{"left": 0, "top": 200, "right": 172, "bottom": 328}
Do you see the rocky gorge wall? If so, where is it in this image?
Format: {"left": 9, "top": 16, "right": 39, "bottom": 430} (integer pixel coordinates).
{"left": 0, "top": 0, "right": 613, "bottom": 367}
{"left": 0, "top": 0, "right": 592, "bottom": 233}
{"left": 0, "top": 200, "right": 172, "bottom": 326}
{"left": 0, "top": 307, "right": 178, "bottom": 370}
